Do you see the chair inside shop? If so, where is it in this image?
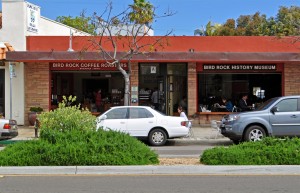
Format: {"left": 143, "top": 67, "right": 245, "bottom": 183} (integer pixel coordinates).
{"left": 210, "top": 120, "right": 221, "bottom": 139}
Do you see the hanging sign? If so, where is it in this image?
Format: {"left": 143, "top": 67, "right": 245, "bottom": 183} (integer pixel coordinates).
{"left": 50, "top": 62, "right": 128, "bottom": 71}
{"left": 150, "top": 66, "right": 156, "bottom": 73}
{"left": 26, "top": 2, "right": 40, "bottom": 33}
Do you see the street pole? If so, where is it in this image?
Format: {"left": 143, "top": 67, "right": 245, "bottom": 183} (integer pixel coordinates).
{"left": 9, "top": 62, "right": 12, "bottom": 119}
{"left": 9, "top": 62, "right": 16, "bottom": 120}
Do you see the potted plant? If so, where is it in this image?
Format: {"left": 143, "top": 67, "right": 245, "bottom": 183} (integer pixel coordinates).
{"left": 28, "top": 106, "right": 43, "bottom": 126}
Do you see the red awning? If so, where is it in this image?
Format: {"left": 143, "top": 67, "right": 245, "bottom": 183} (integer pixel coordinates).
{"left": 6, "top": 51, "right": 300, "bottom": 63}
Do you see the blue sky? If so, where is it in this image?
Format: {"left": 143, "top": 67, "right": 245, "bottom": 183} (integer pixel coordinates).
{"left": 2, "top": 0, "right": 300, "bottom": 35}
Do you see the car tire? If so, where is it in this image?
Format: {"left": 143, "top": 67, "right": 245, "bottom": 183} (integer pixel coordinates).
{"left": 148, "top": 128, "right": 167, "bottom": 146}
{"left": 244, "top": 125, "right": 266, "bottom": 142}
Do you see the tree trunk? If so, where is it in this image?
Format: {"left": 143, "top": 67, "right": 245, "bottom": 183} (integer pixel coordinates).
{"left": 124, "top": 74, "right": 130, "bottom": 106}
{"left": 117, "top": 62, "right": 130, "bottom": 106}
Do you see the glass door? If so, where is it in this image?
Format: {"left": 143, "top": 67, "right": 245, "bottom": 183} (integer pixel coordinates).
{"left": 138, "top": 63, "right": 187, "bottom": 115}
{"left": 166, "top": 75, "right": 187, "bottom": 115}
{"left": 157, "top": 76, "right": 166, "bottom": 114}
{"left": 166, "top": 63, "right": 187, "bottom": 115}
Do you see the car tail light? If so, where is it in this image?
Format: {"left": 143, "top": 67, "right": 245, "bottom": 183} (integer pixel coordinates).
{"left": 181, "top": 121, "right": 187, "bottom": 126}
{"left": 3, "top": 123, "right": 11, "bottom": 129}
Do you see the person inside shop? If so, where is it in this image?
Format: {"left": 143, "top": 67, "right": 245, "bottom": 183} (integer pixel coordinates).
{"left": 221, "top": 97, "right": 233, "bottom": 112}
{"left": 151, "top": 87, "right": 159, "bottom": 110}
{"left": 178, "top": 106, "right": 191, "bottom": 128}
{"left": 95, "top": 89, "right": 102, "bottom": 112}
{"left": 179, "top": 96, "right": 187, "bottom": 111}
{"left": 239, "top": 93, "right": 250, "bottom": 112}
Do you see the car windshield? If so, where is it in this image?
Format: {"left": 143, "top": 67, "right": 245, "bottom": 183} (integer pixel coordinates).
{"left": 256, "top": 97, "right": 280, "bottom": 111}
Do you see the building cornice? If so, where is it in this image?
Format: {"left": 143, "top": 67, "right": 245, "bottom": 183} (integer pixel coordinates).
{"left": 6, "top": 51, "right": 300, "bottom": 63}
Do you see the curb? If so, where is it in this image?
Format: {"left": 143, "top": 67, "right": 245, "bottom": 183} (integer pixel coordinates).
{"left": 1, "top": 165, "right": 300, "bottom": 175}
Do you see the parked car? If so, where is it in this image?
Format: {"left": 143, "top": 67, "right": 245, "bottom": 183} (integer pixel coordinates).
{"left": 220, "top": 96, "right": 300, "bottom": 144}
{"left": 96, "top": 106, "right": 189, "bottom": 146}
{"left": 0, "top": 118, "right": 18, "bottom": 140}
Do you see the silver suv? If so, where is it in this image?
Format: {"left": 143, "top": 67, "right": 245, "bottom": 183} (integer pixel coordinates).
{"left": 220, "top": 95, "right": 300, "bottom": 144}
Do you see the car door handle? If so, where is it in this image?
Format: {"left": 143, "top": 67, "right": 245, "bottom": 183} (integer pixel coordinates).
{"left": 148, "top": 121, "right": 154, "bottom": 123}
{"left": 291, "top": 115, "right": 298, "bottom": 118}
{"left": 120, "top": 121, "right": 126, "bottom": 124}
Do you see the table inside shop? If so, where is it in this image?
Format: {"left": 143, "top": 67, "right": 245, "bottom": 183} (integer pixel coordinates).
{"left": 91, "top": 112, "right": 101, "bottom": 117}
{"left": 196, "top": 112, "right": 232, "bottom": 125}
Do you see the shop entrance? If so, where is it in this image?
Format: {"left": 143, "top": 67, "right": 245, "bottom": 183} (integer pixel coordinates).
{"left": 82, "top": 79, "right": 109, "bottom": 99}
{"left": 139, "top": 63, "right": 187, "bottom": 115}
{"left": 166, "top": 75, "right": 187, "bottom": 115}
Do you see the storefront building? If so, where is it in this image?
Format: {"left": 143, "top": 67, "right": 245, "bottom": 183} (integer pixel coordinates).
{"left": 7, "top": 36, "right": 300, "bottom": 125}
{"left": 0, "top": 0, "right": 90, "bottom": 124}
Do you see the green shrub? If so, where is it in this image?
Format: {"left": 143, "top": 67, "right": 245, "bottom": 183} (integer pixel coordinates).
{"left": 0, "top": 95, "right": 159, "bottom": 166}
{"left": 38, "top": 96, "right": 96, "bottom": 136}
{"left": 200, "top": 137, "right": 300, "bottom": 165}
{"left": 29, "top": 106, "right": 43, "bottom": 112}
{"left": 0, "top": 129, "right": 158, "bottom": 166}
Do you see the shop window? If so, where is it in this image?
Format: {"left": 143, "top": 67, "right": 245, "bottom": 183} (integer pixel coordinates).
{"left": 140, "top": 63, "right": 160, "bottom": 75}
{"left": 198, "top": 73, "right": 282, "bottom": 111}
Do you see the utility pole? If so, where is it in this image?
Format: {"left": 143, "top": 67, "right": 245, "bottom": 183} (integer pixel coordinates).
{"left": 9, "top": 62, "right": 16, "bottom": 119}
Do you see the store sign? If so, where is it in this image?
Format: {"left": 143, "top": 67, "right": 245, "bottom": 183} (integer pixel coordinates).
{"left": 203, "top": 64, "right": 277, "bottom": 71}
{"left": 26, "top": 2, "right": 40, "bottom": 33}
{"left": 150, "top": 66, "right": 156, "bottom": 73}
{"left": 50, "top": 62, "right": 128, "bottom": 71}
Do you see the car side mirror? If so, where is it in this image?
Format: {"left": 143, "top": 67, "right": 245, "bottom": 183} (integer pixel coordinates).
{"left": 96, "top": 114, "right": 107, "bottom": 126}
{"left": 271, "top": 107, "right": 278, "bottom": 114}
{"left": 100, "top": 115, "right": 107, "bottom": 120}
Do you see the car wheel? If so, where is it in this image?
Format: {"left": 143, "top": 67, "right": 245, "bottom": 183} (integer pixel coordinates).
{"left": 148, "top": 128, "right": 167, "bottom": 146}
{"left": 244, "top": 125, "right": 266, "bottom": 142}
